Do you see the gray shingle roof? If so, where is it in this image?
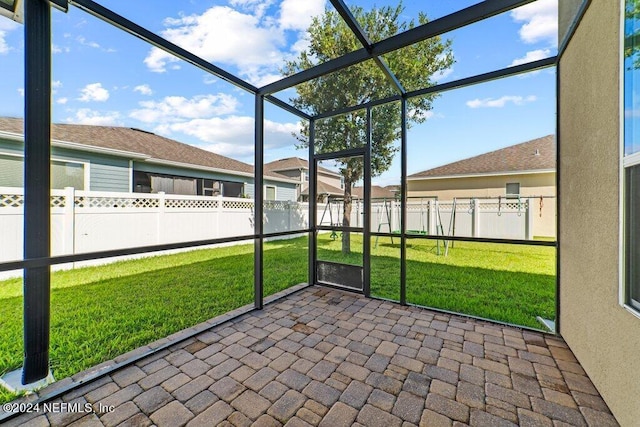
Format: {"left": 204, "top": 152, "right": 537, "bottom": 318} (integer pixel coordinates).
{"left": 408, "top": 135, "right": 555, "bottom": 179}
{"left": 0, "top": 117, "right": 293, "bottom": 181}
{"left": 264, "top": 157, "right": 339, "bottom": 176}
{"left": 300, "top": 181, "right": 344, "bottom": 197}
{"left": 351, "top": 185, "right": 396, "bottom": 199}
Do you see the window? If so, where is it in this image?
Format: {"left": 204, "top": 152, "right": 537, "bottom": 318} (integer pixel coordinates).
{"left": 200, "top": 179, "right": 221, "bottom": 196}
{"left": 624, "top": 0, "right": 640, "bottom": 311}
{"left": 221, "top": 181, "right": 243, "bottom": 198}
{"left": 0, "top": 154, "right": 85, "bottom": 189}
{"left": 52, "top": 161, "right": 84, "bottom": 190}
{"left": 0, "top": 154, "right": 22, "bottom": 187}
{"left": 506, "top": 182, "right": 520, "bottom": 197}
{"left": 340, "top": 177, "right": 344, "bottom": 189}
{"left": 304, "top": 171, "right": 309, "bottom": 182}
{"left": 134, "top": 171, "right": 197, "bottom": 195}
{"left": 265, "top": 185, "right": 276, "bottom": 201}
{"left": 134, "top": 171, "right": 151, "bottom": 193}
{"left": 626, "top": 165, "right": 640, "bottom": 310}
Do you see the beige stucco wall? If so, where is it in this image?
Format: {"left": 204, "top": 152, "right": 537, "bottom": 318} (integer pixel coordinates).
{"left": 559, "top": 1, "right": 640, "bottom": 425}
{"left": 407, "top": 172, "right": 556, "bottom": 237}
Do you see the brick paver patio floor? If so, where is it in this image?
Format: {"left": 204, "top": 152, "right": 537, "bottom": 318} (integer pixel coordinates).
{"left": 5, "top": 286, "right": 618, "bottom": 426}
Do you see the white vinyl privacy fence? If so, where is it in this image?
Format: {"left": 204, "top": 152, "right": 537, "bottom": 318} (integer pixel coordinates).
{"left": 320, "top": 198, "right": 534, "bottom": 240}
{"left": 0, "top": 187, "right": 535, "bottom": 277}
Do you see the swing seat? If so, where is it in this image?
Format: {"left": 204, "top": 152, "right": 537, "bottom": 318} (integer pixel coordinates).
{"left": 407, "top": 230, "right": 426, "bottom": 235}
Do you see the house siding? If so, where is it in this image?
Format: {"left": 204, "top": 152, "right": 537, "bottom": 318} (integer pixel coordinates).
{"left": 244, "top": 182, "right": 297, "bottom": 201}
{"left": 89, "top": 161, "right": 130, "bottom": 192}
{"left": 274, "top": 169, "right": 302, "bottom": 181}
{"left": 0, "top": 139, "right": 22, "bottom": 155}
{"left": 559, "top": 1, "right": 639, "bottom": 425}
{"left": 51, "top": 148, "right": 130, "bottom": 192}
{"left": 0, "top": 137, "right": 299, "bottom": 199}
{"left": 268, "top": 183, "right": 296, "bottom": 201}
{"left": 0, "top": 139, "right": 131, "bottom": 192}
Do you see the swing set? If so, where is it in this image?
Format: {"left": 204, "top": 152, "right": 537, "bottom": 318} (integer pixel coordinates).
{"left": 372, "top": 197, "right": 456, "bottom": 256}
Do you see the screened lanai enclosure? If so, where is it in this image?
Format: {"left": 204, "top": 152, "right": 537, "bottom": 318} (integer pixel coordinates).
{"left": 0, "top": 0, "right": 561, "bottom": 410}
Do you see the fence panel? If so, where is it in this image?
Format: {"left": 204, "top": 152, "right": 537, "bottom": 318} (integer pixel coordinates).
{"left": 0, "top": 188, "right": 542, "bottom": 279}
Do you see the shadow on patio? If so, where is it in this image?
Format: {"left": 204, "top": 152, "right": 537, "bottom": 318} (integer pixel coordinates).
{"left": 2, "top": 286, "right": 617, "bottom": 427}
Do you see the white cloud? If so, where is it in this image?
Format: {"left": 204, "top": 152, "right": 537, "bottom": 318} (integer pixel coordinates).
{"left": 156, "top": 116, "right": 300, "bottom": 158}
{"left": 432, "top": 68, "right": 453, "bottom": 83}
{"left": 203, "top": 74, "right": 218, "bottom": 85}
{"left": 511, "top": 0, "right": 558, "bottom": 46}
{"left": 56, "top": 97, "right": 68, "bottom": 105}
{"left": 66, "top": 109, "right": 120, "bottom": 126}
{"left": 144, "top": 6, "right": 285, "bottom": 77}
{"left": 144, "top": 1, "right": 325, "bottom": 85}
{"left": 130, "top": 93, "right": 239, "bottom": 123}
{"left": 78, "top": 83, "right": 110, "bottom": 102}
{"left": 279, "top": 0, "right": 325, "bottom": 31}
{"left": 510, "top": 49, "right": 551, "bottom": 67}
{"left": 133, "top": 84, "right": 153, "bottom": 96}
{"left": 76, "top": 35, "right": 101, "bottom": 49}
{"left": 75, "top": 35, "right": 115, "bottom": 52}
{"left": 17, "top": 88, "right": 24, "bottom": 97}
{"left": 0, "top": 19, "right": 19, "bottom": 31}
{"left": 0, "top": 19, "right": 19, "bottom": 55}
{"left": 466, "top": 95, "right": 537, "bottom": 109}
{"left": 229, "top": 0, "right": 275, "bottom": 19}
{"left": 52, "top": 80, "right": 62, "bottom": 95}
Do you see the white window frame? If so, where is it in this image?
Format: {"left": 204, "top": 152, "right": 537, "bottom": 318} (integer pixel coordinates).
{"left": 620, "top": 0, "right": 640, "bottom": 319}
{"left": 505, "top": 182, "right": 520, "bottom": 197}
{"left": 264, "top": 185, "right": 277, "bottom": 201}
{"left": 0, "top": 151, "right": 89, "bottom": 190}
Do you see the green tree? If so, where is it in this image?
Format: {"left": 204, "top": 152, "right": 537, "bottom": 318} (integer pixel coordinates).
{"left": 283, "top": 2, "right": 454, "bottom": 254}
{"left": 626, "top": 0, "right": 640, "bottom": 68}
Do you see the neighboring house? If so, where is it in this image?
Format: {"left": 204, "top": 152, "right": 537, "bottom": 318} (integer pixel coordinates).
{"left": 384, "top": 185, "right": 400, "bottom": 198}
{"left": 299, "top": 181, "right": 344, "bottom": 203}
{"left": 407, "top": 135, "right": 556, "bottom": 237}
{"left": 0, "top": 117, "right": 298, "bottom": 200}
{"left": 351, "top": 185, "right": 397, "bottom": 200}
{"left": 264, "top": 157, "right": 343, "bottom": 201}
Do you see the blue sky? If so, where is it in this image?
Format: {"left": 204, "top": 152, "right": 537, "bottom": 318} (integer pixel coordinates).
{"left": 0, "top": 0, "right": 557, "bottom": 186}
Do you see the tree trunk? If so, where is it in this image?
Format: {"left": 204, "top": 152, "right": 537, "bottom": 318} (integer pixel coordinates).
{"left": 342, "top": 178, "right": 353, "bottom": 254}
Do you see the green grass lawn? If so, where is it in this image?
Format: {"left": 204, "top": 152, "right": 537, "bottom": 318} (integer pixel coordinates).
{"left": 318, "top": 234, "right": 556, "bottom": 327}
{"left": 0, "top": 234, "right": 555, "bottom": 403}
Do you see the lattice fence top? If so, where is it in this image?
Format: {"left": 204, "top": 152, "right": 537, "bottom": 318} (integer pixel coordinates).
{"left": 222, "top": 200, "right": 254, "bottom": 210}
{"left": 264, "top": 200, "right": 301, "bottom": 211}
{"left": 75, "top": 196, "right": 160, "bottom": 209}
{"left": 51, "top": 195, "right": 66, "bottom": 208}
{"left": 438, "top": 203, "right": 475, "bottom": 212}
{"left": 165, "top": 199, "right": 219, "bottom": 209}
{"left": 406, "top": 201, "right": 431, "bottom": 211}
{"left": 479, "top": 200, "right": 529, "bottom": 211}
{"left": 0, "top": 194, "right": 24, "bottom": 208}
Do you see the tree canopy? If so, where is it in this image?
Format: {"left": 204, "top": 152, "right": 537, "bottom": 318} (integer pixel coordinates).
{"left": 626, "top": 0, "right": 640, "bottom": 68}
{"left": 283, "top": 2, "right": 454, "bottom": 253}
